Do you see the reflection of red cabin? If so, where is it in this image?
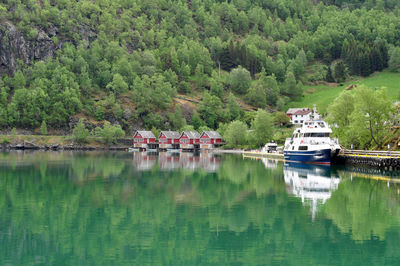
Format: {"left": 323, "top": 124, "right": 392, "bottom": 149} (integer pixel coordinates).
{"left": 158, "top": 131, "right": 180, "bottom": 150}
{"left": 133, "top": 131, "right": 156, "bottom": 149}
{"left": 179, "top": 131, "right": 200, "bottom": 150}
{"left": 199, "top": 131, "right": 222, "bottom": 149}
{"left": 158, "top": 152, "right": 180, "bottom": 170}
{"left": 179, "top": 152, "right": 200, "bottom": 169}
{"left": 200, "top": 152, "right": 222, "bottom": 172}
{"left": 133, "top": 152, "right": 157, "bottom": 171}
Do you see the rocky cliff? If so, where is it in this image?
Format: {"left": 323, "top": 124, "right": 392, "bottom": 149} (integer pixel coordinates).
{"left": 0, "top": 21, "right": 59, "bottom": 75}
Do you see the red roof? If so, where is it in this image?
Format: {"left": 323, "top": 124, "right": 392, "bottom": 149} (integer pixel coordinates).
{"left": 294, "top": 109, "right": 311, "bottom": 115}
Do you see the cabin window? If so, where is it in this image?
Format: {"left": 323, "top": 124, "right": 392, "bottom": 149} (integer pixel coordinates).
{"left": 299, "top": 146, "right": 308, "bottom": 150}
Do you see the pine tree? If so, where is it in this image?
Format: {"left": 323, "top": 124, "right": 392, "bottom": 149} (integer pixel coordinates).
{"left": 40, "top": 120, "right": 48, "bottom": 135}
{"left": 325, "top": 66, "right": 335, "bottom": 82}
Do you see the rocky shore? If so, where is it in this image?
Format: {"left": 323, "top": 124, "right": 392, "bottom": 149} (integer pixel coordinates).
{"left": 0, "top": 135, "right": 132, "bottom": 151}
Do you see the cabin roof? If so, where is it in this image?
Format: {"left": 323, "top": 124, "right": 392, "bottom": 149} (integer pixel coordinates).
{"left": 181, "top": 131, "right": 200, "bottom": 139}
{"left": 135, "top": 130, "right": 156, "bottom": 138}
{"left": 160, "top": 131, "right": 181, "bottom": 139}
{"left": 202, "top": 131, "right": 222, "bottom": 139}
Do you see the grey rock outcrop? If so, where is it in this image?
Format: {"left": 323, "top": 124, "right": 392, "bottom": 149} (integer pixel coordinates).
{"left": 0, "top": 21, "right": 58, "bottom": 75}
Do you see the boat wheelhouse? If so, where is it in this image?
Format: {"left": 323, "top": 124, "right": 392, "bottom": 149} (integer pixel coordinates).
{"left": 284, "top": 120, "right": 340, "bottom": 164}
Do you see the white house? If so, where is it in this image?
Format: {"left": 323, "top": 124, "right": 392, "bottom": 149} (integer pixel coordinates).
{"left": 286, "top": 108, "right": 320, "bottom": 125}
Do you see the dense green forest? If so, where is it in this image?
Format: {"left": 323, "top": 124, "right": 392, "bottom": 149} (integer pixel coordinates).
{"left": 1, "top": 0, "right": 400, "bottom": 135}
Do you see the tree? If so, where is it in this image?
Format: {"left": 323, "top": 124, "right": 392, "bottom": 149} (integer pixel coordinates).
{"left": 40, "top": 120, "right": 48, "bottom": 135}
{"left": 106, "top": 74, "right": 128, "bottom": 94}
{"left": 349, "top": 86, "right": 393, "bottom": 149}
{"left": 226, "top": 93, "right": 242, "bottom": 121}
{"left": 283, "top": 71, "right": 301, "bottom": 100}
{"left": 264, "top": 74, "right": 279, "bottom": 106}
{"left": 250, "top": 109, "right": 274, "bottom": 147}
{"left": 388, "top": 46, "right": 400, "bottom": 72}
{"left": 326, "top": 90, "right": 355, "bottom": 147}
{"left": 333, "top": 61, "right": 347, "bottom": 82}
{"left": 72, "top": 118, "right": 90, "bottom": 144}
{"left": 168, "top": 106, "right": 186, "bottom": 130}
{"left": 94, "top": 121, "right": 125, "bottom": 145}
{"left": 230, "top": 66, "right": 251, "bottom": 94}
{"left": 223, "top": 120, "right": 248, "bottom": 147}
{"left": 190, "top": 112, "right": 205, "bottom": 130}
{"left": 327, "top": 86, "right": 393, "bottom": 149}
{"left": 273, "top": 112, "right": 291, "bottom": 127}
{"left": 325, "top": 66, "right": 334, "bottom": 82}
{"left": 245, "top": 84, "right": 266, "bottom": 108}
{"left": 198, "top": 91, "right": 225, "bottom": 129}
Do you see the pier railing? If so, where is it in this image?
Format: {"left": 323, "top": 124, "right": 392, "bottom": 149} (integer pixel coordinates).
{"left": 340, "top": 149, "right": 400, "bottom": 158}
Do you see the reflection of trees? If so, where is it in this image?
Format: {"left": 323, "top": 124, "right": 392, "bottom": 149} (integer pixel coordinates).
{"left": 324, "top": 173, "right": 400, "bottom": 241}
{"left": 0, "top": 152, "right": 400, "bottom": 264}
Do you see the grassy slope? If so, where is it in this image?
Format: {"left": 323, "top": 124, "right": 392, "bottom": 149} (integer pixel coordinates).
{"left": 287, "top": 71, "right": 400, "bottom": 114}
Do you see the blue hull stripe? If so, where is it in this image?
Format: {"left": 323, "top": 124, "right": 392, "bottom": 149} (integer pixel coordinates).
{"left": 284, "top": 149, "right": 331, "bottom": 164}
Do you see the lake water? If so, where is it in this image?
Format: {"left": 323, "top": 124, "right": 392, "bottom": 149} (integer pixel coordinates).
{"left": 1, "top": 151, "right": 400, "bottom": 265}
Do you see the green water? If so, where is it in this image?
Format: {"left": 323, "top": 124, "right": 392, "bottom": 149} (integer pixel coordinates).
{"left": 1, "top": 151, "right": 400, "bottom": 265}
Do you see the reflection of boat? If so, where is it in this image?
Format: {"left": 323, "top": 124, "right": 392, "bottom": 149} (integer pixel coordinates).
{"left": 284, "top": 120, "right": 341, "bottom": 164}
{"left": 284, "top": 163, "right": 340, "bottom": 219}
{"left": 261, "top": 158, "right": 278, "bottom": 169}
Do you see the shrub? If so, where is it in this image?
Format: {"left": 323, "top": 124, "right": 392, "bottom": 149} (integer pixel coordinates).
{"left": 94, "top": 121, "right": 125, "bottom": 145}
{"left": 72, "top": 119, "right": 89, "bottom": 144}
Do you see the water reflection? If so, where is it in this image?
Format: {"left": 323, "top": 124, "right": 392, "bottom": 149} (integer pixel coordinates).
{"left": 283, "top": 163, "right": 341, "bottom": 219}
{"left": 132, "top": 151, "right": 222, "bottom": 172}
{"left": 1, "top": 151, "right": 400, "bottom": 264}
{"left": 261, "top": 158, "right": 278, "bottom": 169}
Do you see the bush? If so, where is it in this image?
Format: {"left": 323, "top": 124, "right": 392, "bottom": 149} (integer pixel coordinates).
{"left": 223, "top": 120, "right": 248, "bottom": 147}
{"left": 72, "top": 119, "right": 89, "bottom": 144}
{"left": 94, "top": 121, "right": 125, "bottom": 145}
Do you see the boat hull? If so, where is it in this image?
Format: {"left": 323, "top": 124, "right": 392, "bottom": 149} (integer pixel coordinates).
{"left": 284, "top": 149, "right": 331, "bottom": 164}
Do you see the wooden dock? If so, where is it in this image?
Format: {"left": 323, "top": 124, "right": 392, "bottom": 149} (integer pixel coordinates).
{"left": 242, "top": 151, "right": 285, "bottom": 161}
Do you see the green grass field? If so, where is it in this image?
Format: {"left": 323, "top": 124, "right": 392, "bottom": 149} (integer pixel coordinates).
{"left": 287, "top": 71, "right": 400, "bottom": 114}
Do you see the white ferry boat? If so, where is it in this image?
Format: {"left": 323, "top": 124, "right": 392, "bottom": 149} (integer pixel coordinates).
{"left": 284, "top": 120, "right": 341, "bottom": 164}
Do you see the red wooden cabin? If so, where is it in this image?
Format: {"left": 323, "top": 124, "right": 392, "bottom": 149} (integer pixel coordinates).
{"left": 158, "top": 131, "right": 180, "bottom": 150}
{"left": 199, "top": 131, "right": 222, "bottom": 149}
{"left": 179, "top": 131, "right": 200, "bottom": 150}
{"left": 133, "top": 130, "right": 156, "bottom": 149}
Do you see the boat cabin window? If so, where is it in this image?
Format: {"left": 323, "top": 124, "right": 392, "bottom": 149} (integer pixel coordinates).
{"left": 303, "top": 133, "right": 330, "bottom": 137}
{"left": 299, "top": 146, "right": 308, "bottom": 150}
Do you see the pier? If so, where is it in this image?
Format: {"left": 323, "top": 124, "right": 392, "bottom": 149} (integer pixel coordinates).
{"left": 336, "top": 149, "right": 400, "bottom": 170}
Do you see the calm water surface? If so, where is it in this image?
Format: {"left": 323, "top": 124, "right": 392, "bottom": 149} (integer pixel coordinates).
{"left": 1, "top": 151, "right": 400, "bottom": 265}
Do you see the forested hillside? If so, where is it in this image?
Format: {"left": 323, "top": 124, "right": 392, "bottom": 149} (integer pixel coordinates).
{"left": 1, "top": 0, "right": 400, "bottom": 134}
